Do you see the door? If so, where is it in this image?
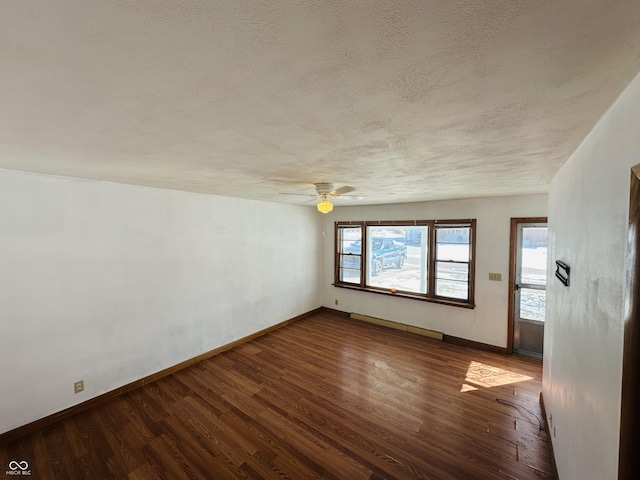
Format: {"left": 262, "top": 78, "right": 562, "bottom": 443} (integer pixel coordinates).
{"left": 619, "top": 164, "right": 640, "bottom": 479}
{"left": 512, "top": 220, "right": 548, "bottom": 358}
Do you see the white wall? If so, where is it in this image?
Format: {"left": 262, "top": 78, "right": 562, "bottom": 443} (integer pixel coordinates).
{"left": 321, "top": 194, "right": 547, "bottom": 347}
{"left": 544, "top": 71, "right": 640, "bottom": 479}
{"left": 0, "top": 169, "right": 322, "bottom": 435}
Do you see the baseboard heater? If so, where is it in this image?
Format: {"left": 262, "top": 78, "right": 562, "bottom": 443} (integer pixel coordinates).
{"left": 349, "top": 312, "right": 443, "bottom": 340}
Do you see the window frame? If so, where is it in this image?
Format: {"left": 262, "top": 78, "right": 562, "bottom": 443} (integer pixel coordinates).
{"left": 335, "top": 221, "right": 365, "bottom": 286}
{"left": 334, "top": 219, "right": 476, "bottom": 308}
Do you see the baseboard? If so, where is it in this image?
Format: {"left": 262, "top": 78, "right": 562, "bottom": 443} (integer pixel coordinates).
{"left": 349, "top": 312, "right": 444, "bottom": 340}
{"left": 344, "top": 311, "right": 508, "bottom": 353}
{"left": 539, "top": 392, "right": 560, "bottom": 479}
{"left": 0, "top": 307, "right": 321, "bottom": 445}
{"left": 442, "top": 334, "right": 509, "bottom": 354}
{"left": 350, "top": 312, "right": 409, "bottom": 332}
{"left": 407, "top": 325, "right": 444, "bottom": 340}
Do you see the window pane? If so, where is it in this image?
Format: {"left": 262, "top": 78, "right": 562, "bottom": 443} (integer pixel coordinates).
{"left": 436, "top": 227, "right": 470, "bottom": 244}
{"left": 340, "top": 228, "right": 362, "bottom": 254}
{"left": 436, "top": 227, "right": 470, "bottom": 261}
{"left": 339, "top": 267, "right": 360, "bottom": 283}
{"left": 365, "top": 225, "right": 428, "bottom": 294}
{"left": 521, "top": 227, "right": 548, "bottom": 285}
{"left": 436, "top": 279, "right": 468, "bottom": 299}
{"left": 520, "top": 288, "right": 546, "bottom": 321}
{"left": 340, "top": 256, "right": 360, "bottom": 268}
{"left": 339, "top": 255, "right": 361, "bottom": 285}
{"left": 436, "top": 262, "right": 469, "bottom": 281}
{"left": 436, "top": 243, "right": 470, "bottom": 262}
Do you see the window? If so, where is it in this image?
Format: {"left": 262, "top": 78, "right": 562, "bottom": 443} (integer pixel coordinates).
{"left": 335, "top": 220, "right": 476, "bottom": 307}
{"left": 434, "top": 225, "right": 471, "bottom": 300}
{"left": 336, "top": 224, "right": 363, "bottom": 284}
{"left": 366, "top": 225, "right": 429, "bottom": 294}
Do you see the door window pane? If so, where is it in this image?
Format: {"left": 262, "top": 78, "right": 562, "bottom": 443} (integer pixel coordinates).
{"left": 521, "top": 227, "right": 548, "bottom": 285}
{"left": 520, "top": 288, "right": 546, "bottom": 321}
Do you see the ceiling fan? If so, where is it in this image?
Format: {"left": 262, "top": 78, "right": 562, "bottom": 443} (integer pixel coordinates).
{"left": 279, "top": 182, "right": 363, "bottom": 213}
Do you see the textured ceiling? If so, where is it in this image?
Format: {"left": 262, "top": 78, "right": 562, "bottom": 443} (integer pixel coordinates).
{"left": 1, "top": 1, "right": 640, "bottom": 206}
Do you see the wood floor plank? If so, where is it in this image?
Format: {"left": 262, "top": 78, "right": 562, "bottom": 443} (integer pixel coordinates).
{"left": 40, "top": 422, "right": 76, "bottom": 479}
{"left": 258, "top": 407, "right": 372, "bottom": 480}
{"left": 0, "top": 310, "right": 555, "bottom": 479}
{"left": 92, "top": 412, "right": 140, "bottom": 478}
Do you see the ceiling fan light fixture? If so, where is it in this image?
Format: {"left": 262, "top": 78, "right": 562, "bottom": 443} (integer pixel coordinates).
{"left": 317, "top": 198, "right": 333, "bottom": 214}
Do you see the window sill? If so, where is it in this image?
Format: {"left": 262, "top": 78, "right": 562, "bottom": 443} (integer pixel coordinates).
{"left": 333, "top": 283, "right": 475, "bottom": 309}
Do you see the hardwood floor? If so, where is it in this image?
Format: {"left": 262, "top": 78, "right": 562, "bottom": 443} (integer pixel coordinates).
{"left": 0, "top": 310, "right": 554, "bottom": 479}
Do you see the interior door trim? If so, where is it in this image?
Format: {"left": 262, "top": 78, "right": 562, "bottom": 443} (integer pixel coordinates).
{"left": 508, "top": 217, "right": 548, "bottom": 354}
{"left": 619, "top": 164, "right": 640, "bottom": 479}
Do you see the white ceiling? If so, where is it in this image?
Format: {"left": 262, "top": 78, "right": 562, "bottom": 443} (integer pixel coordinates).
{"left": 1, "top": 1, "right": 640, "bottom": 206}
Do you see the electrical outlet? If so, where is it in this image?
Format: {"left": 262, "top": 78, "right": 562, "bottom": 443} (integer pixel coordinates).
{"left": 335, "top": 299, "right": 339, "bottom": 305}
{"left": 74, "top": 380, "right": 84, "bottom": 394}
{"left": 488, "top": 273, "right": 502, "bottom": 281}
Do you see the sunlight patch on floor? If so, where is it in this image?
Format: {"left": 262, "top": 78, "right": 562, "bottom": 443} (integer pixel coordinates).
{"left": 461, "top": 361, "right": 533, "bottom": 391}
{"left": 460, "top": 383, "right": 478, "bottom": 392}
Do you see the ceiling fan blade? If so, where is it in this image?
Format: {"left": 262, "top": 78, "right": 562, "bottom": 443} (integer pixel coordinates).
{"left": 330, "top": 186, "right": 355, "bottom": 197}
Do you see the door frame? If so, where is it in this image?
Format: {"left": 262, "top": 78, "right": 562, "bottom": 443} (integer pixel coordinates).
{"left": 507, "top": 217, "right": 548, "bottom": 354}
{"left": 618, "top": 164, "right": 640, "bottom": 479}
